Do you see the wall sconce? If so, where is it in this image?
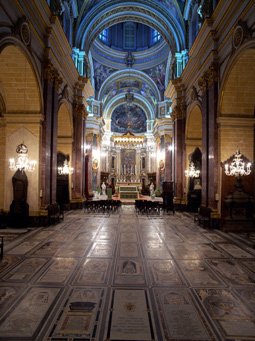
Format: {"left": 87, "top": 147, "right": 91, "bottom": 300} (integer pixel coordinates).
{"left": 185, "top": 162, "right": 200, "bottom": 178}
{"left": 9, "top": 143, "right": 36, "bottom": 172}
{"left": 58, "top": 159, "right": 74, "bottom": 175}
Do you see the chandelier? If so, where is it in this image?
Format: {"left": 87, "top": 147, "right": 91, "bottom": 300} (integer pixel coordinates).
{"left": 9, "top": 143, "right": 36, "bottom": 172}
{"left": 58, "top": 159, "right": 74, "bottom": 175}
{"left": 185, "top": 162, "right": 200, "bottom": 178}
{"left": 224, "top": 150, "right": 252, "bottom": 177}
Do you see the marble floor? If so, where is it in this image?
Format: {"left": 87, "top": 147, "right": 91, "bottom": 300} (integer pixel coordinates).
{"left": 0, "top": 206, "right": 255, "bottom": 341}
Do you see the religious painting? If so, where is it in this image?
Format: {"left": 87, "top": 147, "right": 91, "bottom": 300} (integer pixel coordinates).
{"left": 111, "top": 104, "right": 146, "bottom": 133}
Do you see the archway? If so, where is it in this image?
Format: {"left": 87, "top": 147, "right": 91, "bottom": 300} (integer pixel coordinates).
{"left": 185, "top": 104, "right": 202, "bottom": 211}
{"left": 0, "top": 44, "right": 41, "bottom": 218}
{"left": 57, "top": 101, "right": 73, "bottom": 210}
{"left": 219, "top": 47, "right": 255, "bottom": 220}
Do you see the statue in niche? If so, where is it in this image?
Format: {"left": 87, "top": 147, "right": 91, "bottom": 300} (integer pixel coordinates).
{"left": 10, "top": 169, "right": 29, "bottom": 227}
{"left": 101, "top": 182, "right": 106, "bottom": 196}
{"left": 150, "top": 182, "right": 155, "bottom": 196}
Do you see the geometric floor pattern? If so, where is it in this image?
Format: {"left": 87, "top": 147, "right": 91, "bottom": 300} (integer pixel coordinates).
{"left": 0, "top": 206, "right": 255, "bottom": 340}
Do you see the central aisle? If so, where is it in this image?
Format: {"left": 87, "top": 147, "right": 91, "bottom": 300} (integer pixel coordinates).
{"left": 0, "top": 206, "right": 255, "bottom": 340}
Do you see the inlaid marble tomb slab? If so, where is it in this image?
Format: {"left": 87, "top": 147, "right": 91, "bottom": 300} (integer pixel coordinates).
{"left": 168, "top": 243, "right": 225, "bottom": 260}
{"left": 153, "top": 287, "right": 213, "bottom": 340}
{"left": 0, "top": 286, "right": 62, "bottom": 339}
{"left": 0, "top": 284, "right": 25, "bottom": 317}
{"left": 240, "top": 259, "right": 255, "bottom": 274}
{"left": 114, "top": 259, "right": 145, "bottom": 285}
{"left": 177, "top": 260, "right": 225, "bottom": 287}
{"left": 147, "top": 259, "right": 185, "bottom": 286}
{"left": 0, "top": 255, "right": 22, "bottom": 277}
{"left": 234, "top": 287, "right": 255, "bottom": 314}
{"left": 207, "top": 259, "right": 255, "bottom": 285}
{"left": 142, "top": 241, "right": 171, "bottom": 259}
{"left": 195, "top": 288, "right": 255, "bottom": 339}
{"left": 217, "top": 243, "right": 255, "bottom": 259}
{"left": 7, "top": 240, "right": 42, "bottom": 255}
{"left": 72, "top": 258, "right": 112, "bottom": 285}
{"left": 119, "top": 242, "right": 139, "bottom": 258}
{"left": 2, "top": 257, "right": 49, "bottom": 282}
{"left": 30, "top": 241, "right": 64, "bottom": 257}
{"left": 120, "top": 232, "right": 138, "bottom": 243}
{"left": 107, "top": 289, "right": 155, "bottom": 340}
{"left": 35, "top": 257, "right": 78, "bottom": 284}
{"left": 87, "top": 241, "right": 116, "bottom": 258}
{"left": 47, "top": 287, "right": 105, "bottom": 340}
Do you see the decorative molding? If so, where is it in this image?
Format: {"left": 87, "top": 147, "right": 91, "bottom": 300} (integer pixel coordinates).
{"left": 190, "top": 85, "right": 199, "bottom": 102}
{"left": 13, "top": 16, "right": 31, "bottom": 46}
{"left": 43, "top": 61, "right": 55, "bottom": 82}
{"left": 73, "top": 103, "right": 87, "bottom": 119}
{"left": 232, "top": 21, "right": 252, "bottom": 50}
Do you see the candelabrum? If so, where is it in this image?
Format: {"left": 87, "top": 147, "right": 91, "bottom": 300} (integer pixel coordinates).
{"left": 185, "top": 162, "right": 200, "bottom": 178}
{"left": 9, "top": 143, "right": 36, "bottom": 172}
{"left": 58, "top": 160, "right": 74, "bottom": 175}
{"left": 224, "top": 150, "right": 252, "bottom": 177}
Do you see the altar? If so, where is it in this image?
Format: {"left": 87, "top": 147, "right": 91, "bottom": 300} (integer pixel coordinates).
{"left": 117, "top": 182, "right": 141, "bottom": 199}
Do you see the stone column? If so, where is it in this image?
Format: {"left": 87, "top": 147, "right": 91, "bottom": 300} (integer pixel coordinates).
{"left": 164, "top": 134, "right": 172, "bottom": 182}
{"left": 198, "top": 62, "right": 219, "bottom": 208}
{"left": 41, "top": 61, "right": 62, "bottom": 206}
{"left": 72, "top": 101, "right": 87, "bottom": 202}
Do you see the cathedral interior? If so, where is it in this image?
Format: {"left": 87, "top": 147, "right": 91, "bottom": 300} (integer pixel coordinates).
{"left": 0, "top": 0, "right": 255, "bottom": 340}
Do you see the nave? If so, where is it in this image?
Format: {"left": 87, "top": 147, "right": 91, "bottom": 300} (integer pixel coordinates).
{"left": 0, "top": 207, "right": 255, "bottom": 340}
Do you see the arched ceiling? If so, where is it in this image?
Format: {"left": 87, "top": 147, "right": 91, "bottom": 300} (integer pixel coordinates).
{"left": 70, "top": 0, "right": 187, "bottom": 133}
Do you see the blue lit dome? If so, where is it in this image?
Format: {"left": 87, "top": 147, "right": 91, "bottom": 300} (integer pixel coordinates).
{"left": 98, "top": 22, "right": 162, "bottom": 52}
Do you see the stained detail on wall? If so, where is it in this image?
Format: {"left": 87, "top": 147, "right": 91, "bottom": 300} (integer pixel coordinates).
{"left": 144, "top": 62, "right": 166, "bottom": 99}
{"left": 111, "top": 104, "right": 147, "bottom": 133}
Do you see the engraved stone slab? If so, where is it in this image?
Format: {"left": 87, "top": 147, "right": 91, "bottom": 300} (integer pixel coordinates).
{"left": 0, "top": 255, "right": 21, "bottom": 276}
{"left": 48, "top": 287, "right": 104, "bottom": 339}
{"left": 73, "top": 258, "right": 111, "bottom": 285}
{"left": 36, "top": 257, "right": 78, "bottom": 284}
{"left": 217, "top": 243, "right": 254, "bottom": 258}
{"left": 114, "top": 259, "right": 145, "bottom": 285}
{"left": 119, "top": 242, "right": 139, "bottom": 258}
{"left": 234, "top": 287, "right": 255, "bottom": 313}
{"left": 178, "top": 260, "right": 224, "bottom": 287}
{"left": 196, "top": 288, "right": 255, "bottom": 339}
{"left": 8, "top": 240, "right": 41, "bottom": 255}
{"left": 31, "top": 241, "right": 64, "bottom": 257}
{"left": 148, "top": 259, "right": 184, "bottom": 286}
{"left": 120, "top": 232, "right": 138, "bottom": 243}
{"left": 142, "top": 242, "right": 171, "bottom": 259}
{"left": 88, "top": 242, "right": 115, "bottom": 257}
{"left": 109, "top": 289, "right": 154, "bottom": 340}
{"left": 0, "top": 285, "right": 25, "bottom": 316}
{"left": 207, "top": 259, "right": 255, "bottom": 285}
{"left": 153, "top": 287, "right": 212, "bottom": 340}
{"left": 0, "top": 286, "right": 61, "bottom": 338}
{"left": 241, "top": 259, "right": 255, "bottom": 274}
{"left": 3, "top": 257, "right": 48, "bottom": 282}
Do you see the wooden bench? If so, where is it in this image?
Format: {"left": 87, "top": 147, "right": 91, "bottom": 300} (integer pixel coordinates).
{"left": 194, "top": 206, "right": 212, "bottom": 228}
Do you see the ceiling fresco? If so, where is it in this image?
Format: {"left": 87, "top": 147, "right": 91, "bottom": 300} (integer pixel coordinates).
{"left": 111, "top": 103, "right": 147, "bottom": 134}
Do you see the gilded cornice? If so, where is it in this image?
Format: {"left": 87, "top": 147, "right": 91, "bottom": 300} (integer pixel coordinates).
{"left": 171, "top": 102, "right": 186, "bottom": 120}
{"left": 198, "top": 62, "right": 218, "bottom": 93}
{"left": 73, "top": 102, "right": 87, "bottom": 119}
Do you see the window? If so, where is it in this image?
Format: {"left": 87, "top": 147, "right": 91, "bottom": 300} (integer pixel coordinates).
{"left": 151, "top": 29, "right": 161, "bottom": 44}
{"left": 124, "top": 22, "right": 136, "bottom": 49}
{"left": 99, "top": 29, "right": 108, "bottom": 43}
